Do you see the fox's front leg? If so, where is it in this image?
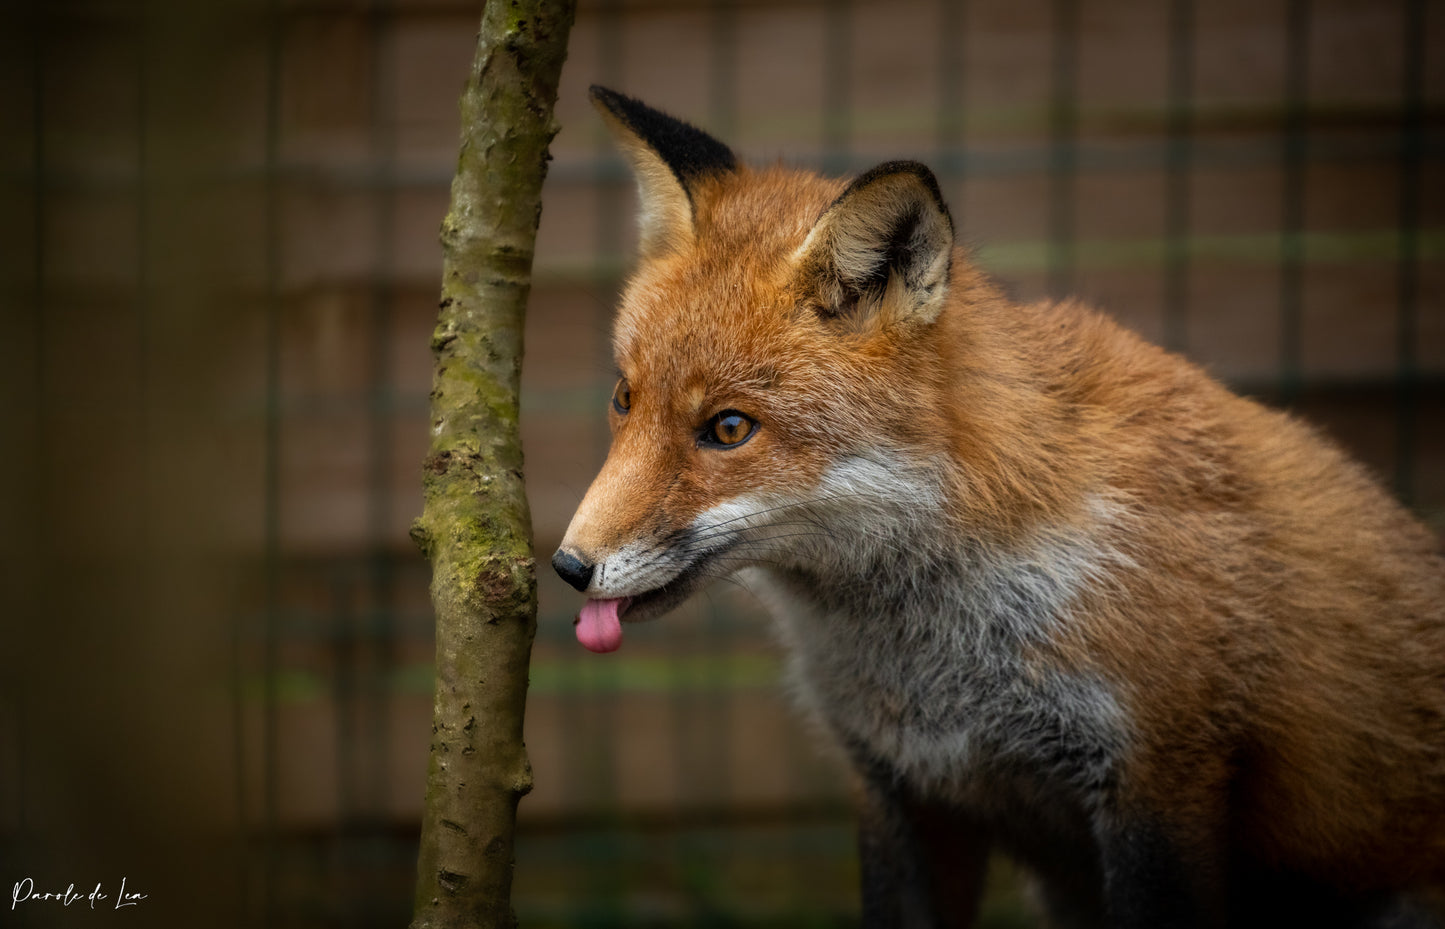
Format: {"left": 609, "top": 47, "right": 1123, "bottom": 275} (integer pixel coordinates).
{"left": 1094, "top": 747, "right": 1241, "bottom": 928}
{"left": 1094, "top": 769, "right": 1231, "bottom": 929}
{"left": 1095, "top": 822, "right": 1219, "bottom": 929}
{"left": 856, "top": 757, "right": 990, "bottom": 929}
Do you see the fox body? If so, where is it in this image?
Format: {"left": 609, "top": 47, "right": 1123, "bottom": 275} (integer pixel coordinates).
{"left": 553, "top": 87, "right": 1445, "bottom": 928}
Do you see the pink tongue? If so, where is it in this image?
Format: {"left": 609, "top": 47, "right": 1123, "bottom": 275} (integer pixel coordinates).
{"left": 576, "top": 598, "right": 627, "bottom": 653}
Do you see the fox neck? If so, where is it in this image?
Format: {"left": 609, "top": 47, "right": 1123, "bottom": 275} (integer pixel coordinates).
{"left": 928, "top": 268, "right": 1108, "bottom": 541}
{"left": 744, "top": 473, "right": 1130, "bottom": 801}
{"left": 748, "top": 446, "right": 1123, "bottom": 651}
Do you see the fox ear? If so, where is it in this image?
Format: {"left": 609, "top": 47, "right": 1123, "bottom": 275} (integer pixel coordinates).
{"left": 796, "top": 161, "right": 954, "bottom": 326}
{"left": 589, "top": 86, "right": 737, "bottom": 259}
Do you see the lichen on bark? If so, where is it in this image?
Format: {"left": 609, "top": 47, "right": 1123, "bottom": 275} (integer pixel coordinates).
{"left": 408, "top": 2, "right": 576, "bottom": 927}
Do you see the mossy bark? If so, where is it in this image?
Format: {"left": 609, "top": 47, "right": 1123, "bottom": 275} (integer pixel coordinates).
{"left": 408, "top": 2, "right": 575, "bottom": 927}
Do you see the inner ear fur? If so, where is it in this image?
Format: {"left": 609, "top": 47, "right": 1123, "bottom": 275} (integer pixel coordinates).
{"left": 796, "top": 161, "right": 955, "bottom": 326}
{"left": 589, "top": 86, "right": 736, "bottom": 259}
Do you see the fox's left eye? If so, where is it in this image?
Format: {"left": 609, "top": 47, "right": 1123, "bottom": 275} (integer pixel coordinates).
{"left": 611, "top": 378, "right": 631, "bottom": 414}
{"left": 702, "top": 411, "right": 757, "bottom": 449}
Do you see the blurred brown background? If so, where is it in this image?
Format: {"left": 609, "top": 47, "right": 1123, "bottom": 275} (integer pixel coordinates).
{"left": 1, "top": 0, "right": 1441, "bottom": 926}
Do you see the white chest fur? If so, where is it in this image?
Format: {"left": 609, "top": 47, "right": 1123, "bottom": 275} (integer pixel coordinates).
{"left": 739, "top": 473, "right": 1133, "bottom": 809}
{"left": 753, "top": 571, "right": 1126, "bottom": 806}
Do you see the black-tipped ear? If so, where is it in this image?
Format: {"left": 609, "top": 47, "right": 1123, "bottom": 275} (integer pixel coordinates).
{"left": 795, "top": 161, "right": 954, "bottom": 326}
{"left": 589, "top": 86, "right": 736, "bottom": 184}
{"left": 589, "top": 86, "right": 737, "bottom": 258}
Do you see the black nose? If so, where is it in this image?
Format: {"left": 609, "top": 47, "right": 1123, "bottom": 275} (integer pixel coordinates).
{"left": 551, "top": 549, "right": 594, "bottom": 592}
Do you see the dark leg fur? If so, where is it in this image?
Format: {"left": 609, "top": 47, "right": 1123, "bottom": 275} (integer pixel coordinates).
{"left": 1096, "top": 820, "right": 1220, "bottom": 929}
{"left": 856, "top": 757, "right": 990, "bottom": 928}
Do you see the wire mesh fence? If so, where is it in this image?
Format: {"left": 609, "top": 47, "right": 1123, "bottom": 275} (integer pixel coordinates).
{"left": 4, "top": 0, "right": 1441, "bottom": 926}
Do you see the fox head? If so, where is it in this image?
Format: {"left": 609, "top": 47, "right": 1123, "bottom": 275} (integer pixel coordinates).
{"left": 554, "top": 87, "right": 957, "bottom": 652}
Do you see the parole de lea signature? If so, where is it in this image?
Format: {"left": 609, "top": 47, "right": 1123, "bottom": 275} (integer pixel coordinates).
{"left": 11, "top": 877, "right": 147, "bottom": 910}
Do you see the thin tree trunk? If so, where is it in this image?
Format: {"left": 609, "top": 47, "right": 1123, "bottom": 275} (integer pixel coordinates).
{"left": 408, "top": 2, "right": 575, "bottom": 926}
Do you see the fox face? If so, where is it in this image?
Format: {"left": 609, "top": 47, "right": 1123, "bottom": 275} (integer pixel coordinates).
{"left": 555, "top": 88, "right": 959, "bottom": 652}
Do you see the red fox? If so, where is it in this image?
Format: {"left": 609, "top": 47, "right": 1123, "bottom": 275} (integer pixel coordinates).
{"left": 552, "top": 86, "right": 1445, "bottom": 928}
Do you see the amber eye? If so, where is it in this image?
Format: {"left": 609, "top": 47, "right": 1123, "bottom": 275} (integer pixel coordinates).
{"left": 703, "top": 411, "right": 757, "bottom": 448}
{"left": 611, "top": 378, "right": 631, "bottom": 414}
